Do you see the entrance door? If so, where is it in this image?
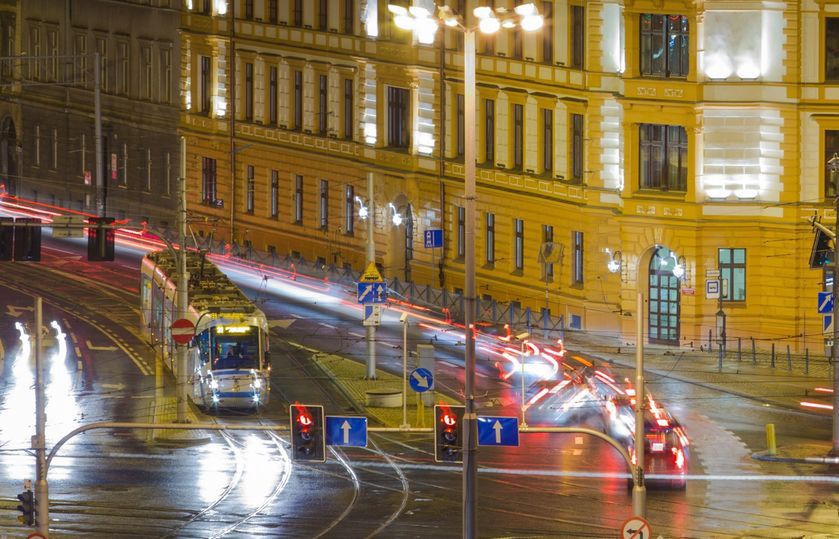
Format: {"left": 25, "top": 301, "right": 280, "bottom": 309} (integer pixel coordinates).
{"left": 648, "top": 246, "right": 680, "bottom": 345}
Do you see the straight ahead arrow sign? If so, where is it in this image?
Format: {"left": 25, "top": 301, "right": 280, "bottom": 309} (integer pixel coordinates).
{"left": 493, "top": 420, "right": 503, "bottom": 444}
{"left": 341, "top": 420, "right": 351, "bottom": 444}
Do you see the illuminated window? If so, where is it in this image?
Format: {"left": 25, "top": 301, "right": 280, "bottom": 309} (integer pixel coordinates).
{"left": 829, "top": 19, "right": 839, "bottom": 81}
{"left": 826, "top": 130, "right": 839, "bottom": 198}
{"left": 640, "top": 14, "right": 689, "bottom": 78}
{"left": 639, "top": 124, "right": 687, "bottom": 191}
{"left": 718, "top": 248, "right": 746, "bottom": 302}
{"left": 246, "top": 165, "right": 255, "bottom": 214}
{"left": 387, "top": 86, "right": 410, "bottom": 148}
{"left": 202, "top": 157, "right": 217, "bottom": 204}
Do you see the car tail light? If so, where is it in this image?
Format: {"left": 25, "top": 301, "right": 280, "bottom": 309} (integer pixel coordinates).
{"left": 656, "top": 418, "right": 669, "bottom": 427}
{"left": 673, "top": 447, "right": 685, "bottom": 469}
{"left": 651, "top": 442, "right": 665, "bottom": 453}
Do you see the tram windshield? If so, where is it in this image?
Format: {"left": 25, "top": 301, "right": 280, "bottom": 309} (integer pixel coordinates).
{"left": 203, "top": 325, "right": 260, "bottom": 371}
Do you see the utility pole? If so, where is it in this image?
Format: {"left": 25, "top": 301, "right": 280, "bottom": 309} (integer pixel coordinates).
{"left": 365, "top": 171, "right": 377, "bottom": 379}
{"left": 830, "top": 153, "right": 839, "bottom": 456}
{"left": 176, "top": 136, "right": 189, "bottom": 423}
{"left": 632, "top": 292, "right": 647, "bottom": 518}
{"left": 34, "top": 297, "right": 50, "bottom": 536}
{"left": 94, "top": 51, "right": 104, "bottom": 217}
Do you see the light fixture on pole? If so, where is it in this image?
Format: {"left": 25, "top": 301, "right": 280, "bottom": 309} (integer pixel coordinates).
{"left": 388, "top": 5, "right": 543, "bottom": 537}
{"left": 355, "top": 195, "right": 369, "bottom": 220}
{"left": 516, "top": 332, "right": 530, "bottom": 428}
{"left": 606, "top": 248, "right": 622, "bottom": 274}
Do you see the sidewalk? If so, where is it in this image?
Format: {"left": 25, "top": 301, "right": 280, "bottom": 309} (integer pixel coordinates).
{"left": 561, "top": 330, "right": 836, "bottom": 463}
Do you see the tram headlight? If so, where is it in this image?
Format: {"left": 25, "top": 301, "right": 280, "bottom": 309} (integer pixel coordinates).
{"left": 253, "top": 378, "right": 262, "bottom": 389}
{"left": 252, "top": 394, "right": 260, "bottom": 404}
{"left": 210, "top": 379, "right": 219, "bottom": 390}
{"left": 212, "top": 394, "right": 220, "bottom": 404}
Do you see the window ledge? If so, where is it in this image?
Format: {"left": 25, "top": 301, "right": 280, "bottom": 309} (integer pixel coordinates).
{"left": 634, "top": 189, "right": 686, "bottom": 199}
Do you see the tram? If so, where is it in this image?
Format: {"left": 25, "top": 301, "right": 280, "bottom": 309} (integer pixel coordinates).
{"left": 140, "top": 250, "right": 270, "bottom": 410}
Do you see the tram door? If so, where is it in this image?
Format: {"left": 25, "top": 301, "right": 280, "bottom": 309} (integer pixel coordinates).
{"left": 648, "top": 246, "right": 680, "bottom": 345}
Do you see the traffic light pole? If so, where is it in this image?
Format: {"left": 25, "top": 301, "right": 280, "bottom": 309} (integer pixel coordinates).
{"left": 833, "top": 162, "right": 839, "bottom": 456}
{"left": 34, "top": 297, "right": 50, "bottom": 536}
{"left": 632, "top": 292, "right": 646, "bottom": 518}
{"left": 176, "top": 137, "right": 189, "bottom": 423}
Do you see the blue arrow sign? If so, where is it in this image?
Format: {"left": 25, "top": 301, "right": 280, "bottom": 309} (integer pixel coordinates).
{"left": 825, "top": 314, "right": 833, "bottom": 333}
{"left": 424, "top": 229, "right": 443, "bottom": 248}
{"left": 357, "top": 282, "right": 387, "bottom": 304}
{"left": 325, "top": 416, "right": 368, "bottom": 447}
{"left": 409, "top": 367, "right": 434, "bottom": 392}
{"left": 477, "top": 416, "right": 519, "bottom": 446}
{"left": 818, "top": 292, "right": 834, "bottom": 314}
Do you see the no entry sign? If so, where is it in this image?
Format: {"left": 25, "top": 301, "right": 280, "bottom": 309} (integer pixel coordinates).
{"left": 170, "top": 318, "right": 195, "bottom": 345}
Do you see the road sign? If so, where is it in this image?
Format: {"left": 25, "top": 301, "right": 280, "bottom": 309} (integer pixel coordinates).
{"left": 706, "top": 279, "right": 720, "bottom": 299}
{"left": 818, "top": 292, "right": 834, "bottom": 314}
{"left": 357, "top": 281, "right": 387, "bottom": 304}
{"left": 705, "top": 269, "right": 720, "bottom": 278}
{"left": 620, "top": 516, "right": 651, "bottom": 539}
{"left": 170, "top": 318, "right": 195, "bottom": 345}
{"left": 51, "top": 215, "right": 85, "bottom": 238}
{"left": 477, "top": 416, "right": 519, "bottom": 446}
{"left": 27, "top": 533, "right": 47, "bottom": 539}
{"left": 362, "top": 305, "right": 381, "bottom": 327}
{"left": 409, "top": 367, "right": 434, "bottom": 392}
{"left": 424, "top": 229, "right": 443, "bottom": 248}
{"left": 360, "top": 261, "right": 383, "bottom": 282}
{"left": 325, "top": 416, "right": 368, "bottom": 447}
{"left": 825, "top": 314, "right": 833, "bottom": 334}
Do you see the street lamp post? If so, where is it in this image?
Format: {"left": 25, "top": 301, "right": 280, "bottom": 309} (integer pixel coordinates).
{"left": 388, "top": 4, "right": 543, "bottom": 537}
{"left": 517, "top": 332, "right": 530, "bottom": 427}
{"left": 830, "top": 152, "right": 839, "bottom": 455}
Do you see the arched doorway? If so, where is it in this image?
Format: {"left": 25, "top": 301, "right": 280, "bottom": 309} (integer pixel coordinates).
{"left": 648, "top": 246, "right": 680, "bottom": 345}
{"left": 0, "top": 116, "right": 17, "bottom": 196}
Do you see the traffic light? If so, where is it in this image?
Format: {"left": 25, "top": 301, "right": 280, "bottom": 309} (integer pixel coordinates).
{"left": 290, "top": 403, "right": 325, "bottom": 462}
{"left": 434, "top": 404, "right": 465, "bottom": 463}
{"left": 810, "top": 228, "right": 835, "bottom": 269}
{"left": 87, "top": 216, "right": 115, "bottom": 261}
{"left": 13, "top": 218, "right": 41, "bottom": 262}
{"left": 16, "top": 490, "right": 35, "bottom": 526}
{"left": 0, "top": 217, "right": 13, "bottom": 260}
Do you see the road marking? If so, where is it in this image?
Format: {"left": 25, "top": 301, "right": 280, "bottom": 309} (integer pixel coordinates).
{"left": 86, "top": 340, "right": 118, "bottom": 351}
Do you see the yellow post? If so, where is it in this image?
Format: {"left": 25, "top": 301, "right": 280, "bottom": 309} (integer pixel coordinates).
{"left": 416, "top": 393, "right": 425, "bottom": 427}
{"left": 766, "top": 423, "right": 777, "bottom": 456}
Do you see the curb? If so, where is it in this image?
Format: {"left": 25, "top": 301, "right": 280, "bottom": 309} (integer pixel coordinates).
{"left": 751, "top": 451, "right": 839, "bottom": 465}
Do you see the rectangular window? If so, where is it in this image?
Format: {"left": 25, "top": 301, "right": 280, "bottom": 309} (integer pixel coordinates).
{"left": 118, "top": 42, "right": 129, "bottom": 95}
{"left": 200, "top": 56, "right": 211, "bottom": 113}
{"left": 826, "top": 130, "right": 839, "bottom": 197}
{"left": 293, "top": 0, "right": 303, "bottom": 27}
{"left": 146, "top": 148, "right": 152, "bottom": 192}
{"left": 30, "top": 26, "right": 40, "bottom": 80}
{"left": 571, "top": 5, "right": 585, "bottom": 69}
{"left": 542, "top": 224, "right": 554, "bottom": 279}
{"left": 165, "top": 152, "right": 171, "bottom": 196}
{"left": 572, "top": 230, "right": 584, "bottom": 284}
{"left": 48, "top": 30, "right": 58, "bottom": 81}
{"left": 97, "top": 37, "right": 108, "bottom": 91}
{"left": 513, "top": 104, "right": 523, "bottom": 169}
{"left": 640, "top": 14, "right": 689, "bottom": 78}
{"left": 245, "top": 0, "right": 254, "bottom": 20}
{"left": 456, "top": 94, "right": 465, "bottom": 157}
{"left": 344, "top": 0, "right": 354, "bottom": 34}
{"left": 74, "top": 34, "right": 87, "bottom": 86}
{"left": 34, "top": 125, "right": 40, "bottom": 166}
{"left": 639, "top": 124, "right": 687, "bottom": 191}
{"left": 270, "top": 170, "right": 279, "bottom": 218}
{"left": 387, "top": 86, "right": 410, "bottom": 148}
{"left": 162, "top": 49, "right": 172, "bottom": 104}
{"left": 245, "top": 62, "right": 254, "bottom": 121}
{"left": 246, "top": 165, "right": 255, "bottom": 214}
{"left": 542, "top": 108, "right": 553, "bottom": 174}
{"left": 514, "top": 218, "right": 524, "bottom": 271}
{"left": 542, "top": 1, "right": 553, "bottom": 64}
{"left": 294, "top": 174, "right": 304, "bottom": 224}
{"left": 142, "top": 46, "right": 153, "bottom": 100}
{"left": 571, "top": 113, "right": 584, "bottom": 183}
{"left": 269, "top": 0, "right": 278, "bottom": 24}
{"left": 827, "top": 18, "right": 839, "bottom": 81}
{"left": 343, "top": 78, "right": 353, "bottom": 139}
{"left": 457, "top": 206, "right": 465, "bottom": 258}
{"left": 122, "top": 143, "right": 128, "bottom": 186}
{"left": 269, "top": 66, "right": 278, "bottom": 124}
{"left": 293, "top": 70, "right": 303, "bottom": 130}
{"left": 202, "top": 157, "right": 217, "bottom": 204}
{"left": 485, "top": 98, "right": 495, "bottom": 162}
{"left": 485, "top": 212, "right": 495, "bottom": 265}
{"left": 51, "top": 128, "right": 58, "bottom": 169}
{"left": 81, "top": 133, "right": 86, "bottom": 175}
{"left": 344, "top": 185, "right": 354, "bottom": 234}
{"left": 719, "top": 248, "right": 746, "bottom": 302}
{"left": 319, "top": 0, "right": 328, "bottom": 30}
{"left": 512, "top": 26, "right": 522, "bottom": 59}
{"left": 320, "top": 179, "right": 329, "bottom": 229}
{"left": 319, "top": 74, "right": 328, "bottom": 134}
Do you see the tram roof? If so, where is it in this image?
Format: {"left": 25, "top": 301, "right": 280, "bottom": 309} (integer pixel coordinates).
{"left": 144, "top": 250, "right": 258, "bottom": 314}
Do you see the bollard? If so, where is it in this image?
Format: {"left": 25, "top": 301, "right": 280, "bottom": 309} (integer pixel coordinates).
{"left": 751, "top": 337, "right": 756, "bottom": 365}
{"left": 805, "top": 348, "right": 809, "bottom": 375}
{"left": 766, "top": 423, "right": 777, "bottom": 456}
{"left": 786, "top": 345, "right": 791, "bottom": 371}
{"left": 771, "top": 343, "right": 775, "bottom": 368}
{"left": 718, "top": 343, "right": 723, "bottom": 373}
{"left": 737, "top": 337, "right": 742, "bottom": 362}
{"left": 708, "top": 330, "right": 712, "bottom": 353}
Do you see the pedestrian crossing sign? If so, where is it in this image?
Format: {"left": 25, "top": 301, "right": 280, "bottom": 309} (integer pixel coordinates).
{"left": 360, "top": 262, "right": 383, "bottom": 282}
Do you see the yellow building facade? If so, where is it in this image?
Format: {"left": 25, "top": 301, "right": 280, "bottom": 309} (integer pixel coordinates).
{"left": 180, "top": 0, "right": 839, "bottom": 351}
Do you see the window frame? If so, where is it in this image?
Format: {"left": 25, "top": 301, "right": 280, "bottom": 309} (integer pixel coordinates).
{"left": 456, "top": 206, "right": 465, "bottom": 259}
{"left": 571, "top": 4, "right": 585, "bottom": 70}
{"left": 320, "top": 179, "right": 329, "bottom": 230}
{"left": 485, "top": 212, "right": 496, "bottom": 265}
{"left": 571, "top": 113, "right": 584, "bottom": 183}
{"left": 456, "top": 93, "right": 465, "bottom": 157}
{"left": 542, "top": 224, "right": 554, "bottom": 279}
{"left": 319, "top": 74, "right": 328, "bottom": 135}
{"left": 387, "top": 86, "right": 410, "bottom": 149}
{"left": 269, "top": 66, "right": 278, "bottom": 124}
{"left": 639, "top": 123, "right": 688, "bottom": 192}
{"left": 344, "top": 184, "right": 354, "bottom": 235}
{"left": 542, "top": 108, "right": 553, "bottom": 175}
{"left": 514, "top": 218, "right": 524, "bottom": 271}
{"left": 343, "top": 78, "right": 354, "bottom": 139}
{"left": 294, "top": 174, "right": 304, "bottom": 224}
{"left": 718, "top": 248, "right": 746, "bottom": 302}
{"left": 245, "top": 62, "right": 254, "bottom": 122}
{"left": 542, "top": 1, "right": 553, "bottom": 64}
{"left": 293, "top": 70, "right": 303, "bottom": 130}
{"left": 270, "top": 170, "right": 279, "bottom": 219}
{"left": 200, "top": 55, "right": 211, "bottom": 114}
{"left": 513, "top": 103, "right": 523, "bottom": 169}
{"left": 640, "top": 14, "right": 689, "bottom": 78}
{"left": 484, "top": 98, "right": 495, "bottom": 163}
{"left": 202, "top": 157, "right": 217, "bottom": 204}
{"left": 572, "top": 230, "right": 584, "bottom": 285}
{"left": 246, "top": 165, "right": 255, "bottom": 214}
